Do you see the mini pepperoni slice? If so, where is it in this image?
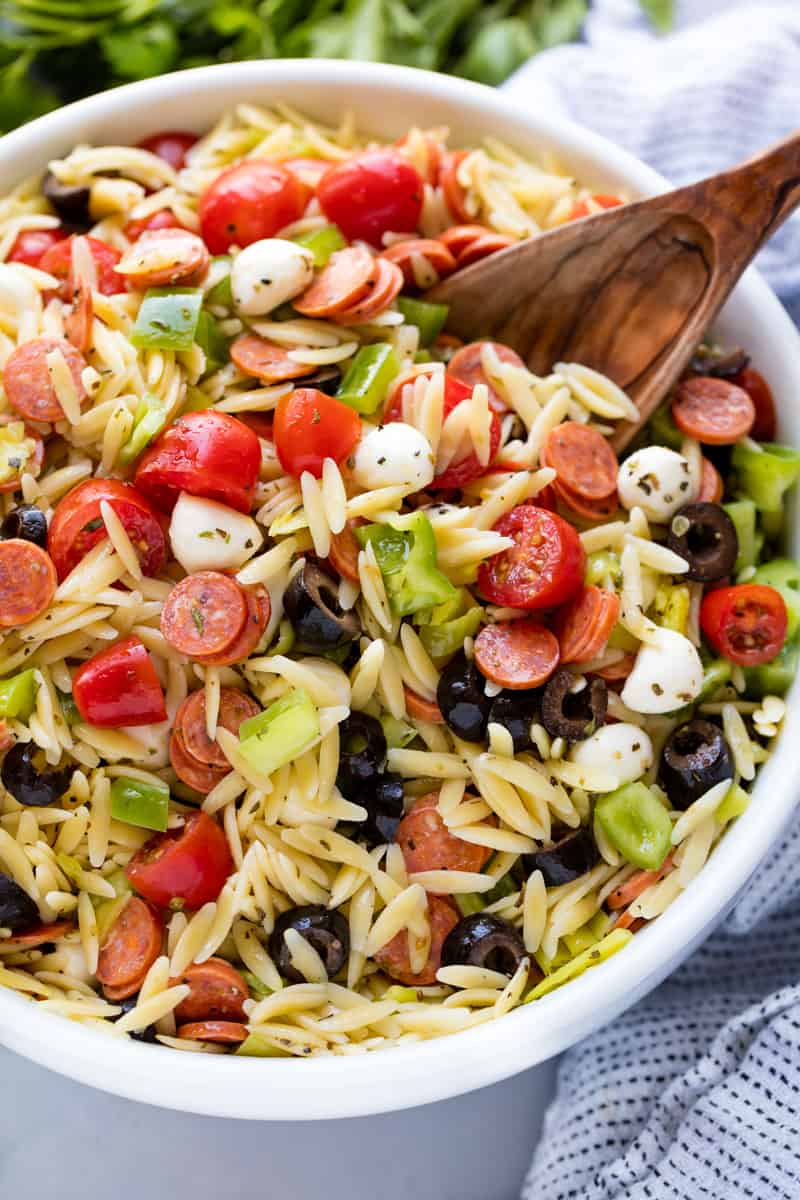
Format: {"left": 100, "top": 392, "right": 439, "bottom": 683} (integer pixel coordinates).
{"left": 447, "top": 341, "right": 525, "bottom": 414}
{"left": 191, "top": 584, "right": 270, "bottom": 668}
{"left": 554, "top": 586, "right": 620, "bottom": 665}
{"left": 440, "top": 151, "right": 473, "bottom": 223}
{"left": 161, "top": 571, "right": 248, "bottom": 658}
{"left": 374, "top": 894, "right": 459, "bottom": 986}
{"left": 175, "top": 687, "right": 260, "bottom": 769}
{"left": 335, "top": 258, "right": 404, "bottom": 324}
{"left": 230, "top": 335, "right": 314, "bottom": 384}
{"left": 116, "top": 227, "right": 210, "bottom": 289}
{"left": 731, "top": 366, "right": 776, "bottom": 442}
{"left": 542, "top": 422, "right": 618, "bottom": 501}
{"left": 172, "top": 956, "right": 249, "bottom": 1023}
{"left": 551, "top": 479, "right": 619, "bottom": 523}
{"left": 474, "top": 619, "right": 560, "bottom": 690}
{"left": 671, "top": 376, "right": 755, "bottom": 445}
{"left": 395, "top": 792, "right": 491, "bottom": 881}
{"left": 439, "top": 225, "right": 492, "bottom": 258}
{"left": 591, "top": 653, "right": 636, "bottom": 683}
{"left": 454, "top": 231, "right": 515, "bottom": 268}
{"left": 63, "top": 278, "right": 93, "bottom": 355}
{"left": 403, "top": 686, "right": 444, "bottom": 724}
{"left": 177, "top": 1020, "right": 249, "bottom": 1044}
{"left": 96, "top": 896, "right": 163, "bottom": 1000}
{"left": 382, "top": 238, "right": 456, "bottom": 285}
{"left": 293, "top": 246, "right": 377, "bottom": 318}
{"left": 0, "top": 539, "right": 57, "bottom": 628}
{"left": 169, "top": 728, "right": 228, "bottom": 794}
{"left": 328, "top": 521, "right": 362, "bottom": 583}
{"left": 1, "top": 919, "right": 73, "bottom": 949}
{"left": 3, "top": 336, "right": 88, "bottom": 424}
{"left": 698, "top": 456, "right": 723, "bottom": 504}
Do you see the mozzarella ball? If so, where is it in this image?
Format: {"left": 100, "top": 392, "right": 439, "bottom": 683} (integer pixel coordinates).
{"left": 169, "top": 493, "right": 262, "bottom": 574}
{"left": 621, "top": 626, "right": 703, "bottom": 714}
{"left": 351, "top": 423, "right": 435, "bottom": 492}
{"left": 617, "top": 446, "right": 695, "bottom": 523}
{"left": 231, "top": 238, "right": 314, "bottom": 317}
{"left": 570, "top": 723, "right": 654, "bottom": 791}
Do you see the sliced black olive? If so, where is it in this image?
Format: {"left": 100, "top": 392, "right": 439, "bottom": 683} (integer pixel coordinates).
{"left": 436, "top": 653, "right": 492, "bottom": 743}
{"left": 114, "top": 995, "right": 158, "bottom": 1043}
{"left": 284, "top": 561, "right": 360, "bottom": 651}
{"left": 347, "top": 808, "right": 403, "bottom": 850}
{"left": 0, "top": 871, "right": 39, "bottom": 932}
{"left": 372, "top": 771, "right": 405, "bottom": 818}
{"left": 666, "top": 503, "right": 738, "bottom": 583}
{"left": 540, "top": 669, "right": 607, "bottom": 743}
{"left": 659, "top": 719, "right": 733, "bottom": 810}
{"left": 1, "top": 743, "right": 71, "bottom": 808}
{"left": 339, "top": 770, "right": 404, "bottom": 848}
{"left": 1, "top": 504, "right": 48, "bottom": 549}
{"left": 269, "top": 905, "right": 349, "bottom": 984}
{"left": 42, "top": 170, "right": 91, "bottom": 229}
{"left": 441, "top": 913, "right": 526, "bottom": 977}
{"left": 488, "top": 688, "right": 541, "bottom": 753}
{"left": 524, "top": 829, "right": 599, "bottom": 887}
{"left": 305, "top": 367, "right": 341, "bottom": 396}
{"left": 336, "top": 712, "right": 387, "bottom": 798}
{"left": 688, "top": 344, "right": 749, "bottom": 380}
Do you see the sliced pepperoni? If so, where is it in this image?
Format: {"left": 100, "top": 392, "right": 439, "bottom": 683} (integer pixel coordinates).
{"left": 612, "top": 910, "right": 646, "bottom": 933}
{"left": 731, "top": 367, "right": 776, "bottom": 442}
{"left": 454, "top": 231, "right": 515, "bottom": 268}
{"left": 175, "top": 687, "right": 260, "bottom": 769}
{"left": 541, "top": 422, "right": 618, "bottom": 501}
{"left": 591, "top": 653, "right": 636, "bottom": 685}
{"left": 374, "top": 894, "right": 459, "bottom": 986}
{"left": 474, "top": 619, "right": 560, "bottom": 690}
{"left": 0, "top": 919, "right": 73, "bottom": 949}
{"left": 447, "top": 341, "right": 525, "bottom": 414}
{"left": 116, "top": 228, "right": 210, "bottom": 289}
{"left": 554, "top": 586, "right": 620, "bottom": 665}
{"left": 395, "top": 792, "right": 491, "bottom": 881}
{"left": 293, "top": 246, "right": 377, "bottom": 318}
{"left": 172, "top": 956, "right": 249, "bottom": 1023}
{"left": 382, "top": 238, "right": 456, "bottom": 285}
{"left": 161, "top": 571, "right": 248, "bottom": 658}
{"left": 551, "top": 479, "right": 619, "bottom": 522}
{"left": 671, "top": 376, "right": 755, "bottom": 445}
{"left": 439, "top": 225, "right": 492, "bottom": 258}
{"left": 169, "top": 728, "right": 228, "bottom": 794}
{"left": 335, "top": 258, "right": 404, "bottom": 325}
{"left": 3, "top": 336, "right": 88, "bottom": 423}
{"left": 327, "top": 521, "right": 362, "bottom": 583}
{"left": 606, "top": 852, "right": 675, "bottom": 910}
{"left": 230, "top": 335, "right": 314, "bottom": 384}
{"left": 0, "top": 539, "right": 57, "bottom": 628}
{"left": 177, "top": 1020, "right": 248, "bottom": 1044}
{"left": 403, "top": 686, "right": 444, "bottom": 724}
{"left": 63, "top": 278, "right": 93, "bottom": 355}
{"left": 698, "top": 456, "right": 724, "bottom": 504}
{"left": 96, "top": 896, "right": 163, "bottom": 1000}
{"left": 0, "top": 425, "right": 44, "bottom": 494}
{"left": 440, "top": 151, "right": 473, "bottom": 223}
{"left": 191, "top": 584, "right": 270, "bottom": 668}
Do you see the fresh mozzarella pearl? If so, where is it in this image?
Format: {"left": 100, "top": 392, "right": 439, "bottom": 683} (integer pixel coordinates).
{"left": 570, "top": 723, "right": 654, "bottom": 790}
{"left": 231, "top": 238, "right": 314, "bottom": 317}
{"left": 617, "top": 446, "right": 695, "bottom": 522}
{"left": 351, "top": 423, "right": 435, "bottom": 492}
{"left": 621, "top": 626, "right": 703, "bottom": 714}
{"left": 169, "top": 493, "right": 262, "bottom": 574}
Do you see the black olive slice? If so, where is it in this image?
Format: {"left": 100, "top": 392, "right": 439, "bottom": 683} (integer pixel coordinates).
{"left": 336, "top": 712, "right": 387, "bottom": 798}
{"left": 42, "top": 170, "right": 92, "bottom": 229}
{"left": 659, "top": 719, "right": 733, "bottom": 810}
{"left": 688, "top": 344, "right": 749, "bottom": 380}
{"left": 269, "top": 905, "right": 350, "bottom": 984}
{"left": 540, "top": 669, "right": 607, "bottom": 743}
{"left": 436, "top": 653, "right": 492, "bottom": 743}
{"left": 1, "top": 743, "right": 71, "bottom": 808}
{"left": 0, "top": 871, "right": 40, "bottom": 932}
{"left": 666, "top": 503, "right": 738, "bottom": 583}
{"left": 1, "top": 504, "right": 48, "bottom": 549}
{"left": 524, "top": 828, "right": 599, "bottom": 887}
{"left": 487, "top": 688, "right": 541, "bottom": 753}
{"left": 284, "top": 561, "right": 360, "bottom": 651}
{"left": 115, "top": 995, "right": 158, "bottom": 1043}
{"left": 441, "top": 913, "right": 526, "bottom": 977}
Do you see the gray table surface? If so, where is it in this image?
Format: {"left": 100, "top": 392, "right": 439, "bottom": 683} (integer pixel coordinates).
{"left": 0, "top": 1047, "right": 557, "bottom": 1199}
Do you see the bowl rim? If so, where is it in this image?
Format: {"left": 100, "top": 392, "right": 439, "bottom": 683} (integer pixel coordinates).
{"left": 1, "top": 57, "right": 799, "bottom": 1121}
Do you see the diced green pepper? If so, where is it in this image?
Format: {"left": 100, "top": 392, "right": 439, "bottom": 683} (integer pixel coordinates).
{"left": 267, "top": 619, "right": 295, "bottom": 658}
{"left": 716, "top": 783, "right": 750, "bottom": 826}
{"left": 760, "top": 510, "right": 783, "bottom": 542}
{"left": 731, "top": 440, "right": 800, "bottom": 514}
{"left": 131, "top": 287, "right": 203, "bottom": 351}
{"left": 180, "top": 385, "right": 214, "bottom": 413}
{"left": 92, "top": 868, "right": 132, "bottom": 941}
{"left": 418, "top": 606, "right": 483, "bottom": 661}
{"left": 742, "top": 642, "right": 799, "bottom": 698}
{"left": 751, "top": 558, "right": 800, "bottom": 641}
{"left": 195, "top": 309, "right": 231, "bottom": 376}
{"left": 291, "top": 224, "right": 346, "bottom": 267}
{"left": 242, "top": 971, "right": 272, "bottom": 1000}
{"left": 595, "top": 782, "right": 672, "bottom": 871}
{"left": 118, "top": 394, "right": 171, "bottom": 466}
{"left": 525, "top": 930, "right": 633, "bottom": 1000}
{"left": 563, "top": 910, "right": 613, "bottom": 957}
{"left": 356, "top": 512, "right": 456, "bottom": 618}
{"left": 0, "top": 669, "right": 37, "bottom": 720}
{"left": 58, "top": 690, "right": 80, "bottom": 726}
{"left": 652, "top": 582, "right": 690, "bottom": 635}
{"left": 533, "top": 941, "right": 572, "bottom": 976}
{"left": 380, "top": 713, "right": 417, "bottom": 749}
{"left": 648, "top": 401, "right": 684, "bottom": 450}
{"left": 336, "top": 344, "right": 400, "bottom": 415}
{"left": 238, "top": 688, "right": 319, "bottom": 777}
{"left": 414, "top": 350, "right": 433, "bottom": 364}
{"left": 585, "top": 550, "right": 622, "bottom": 589}
{"left": 385, "top": 985, "right": 422, "bottom": 1002}
{"left": 607, "top": 623, "right": 639, "bottom": 653}
{"left": 205, "top": 256, "right": 232, "bottom": 308}
{"left": 723, "top": 499, "right": 758, "bottom": 573}
{"left": 110, "top": 776, "right": 169, "bottom": 832}
{"left": 414, "top": 587, "right": 472, "bottom": 627}
{"left": 236, "top": 1031, "right": 291, "bottom": 1057}
{"left": 396, "top": 296, "right": 449, "bottom": 347}
{"left": 455, "top": 892, "right": 486, "bottom": 917}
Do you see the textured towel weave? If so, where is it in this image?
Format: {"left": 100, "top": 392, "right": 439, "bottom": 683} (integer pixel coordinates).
{"left": 504, "top": 5, "right": 800, "bottom": 1197}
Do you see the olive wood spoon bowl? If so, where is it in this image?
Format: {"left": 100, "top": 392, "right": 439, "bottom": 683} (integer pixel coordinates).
{"left": 428, "top": 130, "right": 800, "bottom": 451}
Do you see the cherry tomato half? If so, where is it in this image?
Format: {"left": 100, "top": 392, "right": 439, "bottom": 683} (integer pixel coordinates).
{"left": 199, "top": 160, "right": 310, "bottom": 255}
{"left": 126, "top": 811, "right": 233, "bottom": 911}
{"left": 134, "top": 410, "right": 261, "bottom": 514}
{"left": 8, "top": 227, "right": 64, "bottom": 268}
{"left": 40, "top": 235, "right": 126, "bottom": 298}
{"left": 124, "top": 209, "right": 183, "bottom": 242}
{"left": 731, "top": 366, "right": 777, "bottom": 442}
{"left": 73, "top": 634, "right": 167, "bottom": 728}
{"left": 478, "top": 504, "right": 585, "bottom": 611}
{"left": 273, "top": 387, "right": 361, "bottom": 479}
{"left": 48, "top": 478, "right": 167, "bottom": 581}
{"left": 137, "top": 131, "right": 198, "bottom": 171}
{"left": 317, "top": 151, "right": 424, "bottom": 247}
{"left": 700, "top": 583, "right": 787, "bottom": 666}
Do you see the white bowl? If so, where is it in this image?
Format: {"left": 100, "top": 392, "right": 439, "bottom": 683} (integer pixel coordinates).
{"left": 1, "top": 60, "right": 798, "bottom": 1121}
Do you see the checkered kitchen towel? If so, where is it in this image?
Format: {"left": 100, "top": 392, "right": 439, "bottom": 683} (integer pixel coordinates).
{"left": 505, "top": 4, "right": 800, "bottom": 1197}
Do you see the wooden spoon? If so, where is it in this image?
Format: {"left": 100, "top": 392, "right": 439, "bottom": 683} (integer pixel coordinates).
{"left": 429, "top": 131, "right": 800, "bottom": 451}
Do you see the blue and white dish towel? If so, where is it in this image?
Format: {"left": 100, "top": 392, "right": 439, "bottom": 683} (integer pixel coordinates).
{"left": 504, "top": 4, "right": 800, "bottom": 1197}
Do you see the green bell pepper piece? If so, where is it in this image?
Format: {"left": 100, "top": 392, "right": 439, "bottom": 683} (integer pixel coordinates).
{"left": 716, "top": 783, "right": 750, "bottom": 826}
{"left": 267, "top": 619, "right": 295, "bottom": 658}
{"left": 534, "top": 941, "right": 573, "bottom": 977}
{"left": 455, "top": 892, "right": 486, "bottom": 917}
{"left": 131, "top": 287, "right": 203, "bottom": 352}
{"left": 380, "top": 713, "right": 417, "bottom": 749}
{"left": 652, "top": 581, "right": 690, "bottom": 635}
{"left": 396, "top": 297, "right": 449, "bottom": 347}
{"left": 118, "top": 394, "right": 170, "bottom": 466}
{"left": 356, "top": 512, "right": 456, "bottom": 618}
{"left": 418, "top": 606, "right": 483, "bottom": 660}
{"left": 242, "top": 971, "right": 272, "bottom": 1000}
{"left": 110, "top": 776, "right": 169, "bottom": 832}
{"left": 0, "top": 669, "right": 37, "bottom": 720}
{"left": 205, "top": 256, "right": 233, "bottom": 308}
{"left": 93, "top": 869, "right": 134, "bottom": 942}
{"left": 563, "top": 911, "right": 612, "bottom": 957}
{"left": 291, "top": 224, "right": 346, "bottom": 268}
{"left": 595, "top": 782, "right": 672, "bottom": 870}
{"left": 236, "top": 1031, "right": 291, "bottom": 1057}
{"left": 525, "top": 930, "right": 633, "bottom": 1001}
{"left": 414, "top": 350, "right": 433, "bottom": 364}
{"left": 670, "top": 658, "right": 732, "bottom": 721}
{"left": 648, "top": 401, "right": 684, "bottom": 450}
{"left": 723, "top": 499, "right": 758, "bottom": 573}
{"left": 751, "top": 558, "right": 800, "bottom": 641}
{"left": 585, "top": 550, "right": 622, "bottom": 589}
{"left": 181, "top": 386, "right": 214, "bottom": 413}
{"left": 608, "top": 623, "right": 639, "bottom": 653}
{"left": 58, "top": 690, "right": 80, "bottom": 726}
{"left": 731, "top": 440, "right": 800, "bottom": 514}
{"left": 414, "top": 587, "right": 473, "bottom": 626}
{"left": 742, "top": 642, "right": 799, "bottom": 698}
{"left": 195, "top": 309, "right": 231, "bottom": 376}
{"left": 336, "top": 344, "right": 400, "bottom": 415}
{"left": 238, "top": 688, "right": 320, "bottom": 777}
{"left": 455, "top": 870, "right": 518, "bottom": 917}
{"left": 385, "top": 985, "right": 423, "bottom": 1002}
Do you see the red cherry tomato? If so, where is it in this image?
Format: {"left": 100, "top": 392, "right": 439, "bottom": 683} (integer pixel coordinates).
{"left": 273, "top": 388, "right": 361, "bottom": 479}
{"left": 731, "top": 366, "right": 777, "bottom": 442}
{"left": 73, "top": 635, "right": 167, "bottom": 728}
{"left": 48, "top": 478, "right": 167, "bottom": 582}
{"left": 40, "top": 235, "right": 127, "bottom": 298}
{"left": 700, "top": 583, "right": 787, "bottom": 666}
{"left": 8, "top": 227, "right": 64, "bottom": 268}
{"left": 137, "top": 131, "right": 198, "bottom": 171}
{"left": 317, "top": 150, "right": 424, "bottom": 247}
{"left": 126, "top": 811, "right": 233, "bottom": 911}
{"left": 199, "top": 161, "right": 310, "bottom": 255}
{"left": 477, "top": 504, "right": 585, "bottom": 611}
{"left": 568, "top": 193, "right": 624, "bottom": 221}
{"left": 124, "top": 209, "right": 183, "bottom": 242}
{"left": 134, "top": 410, "right": 260, "bottom": 514}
